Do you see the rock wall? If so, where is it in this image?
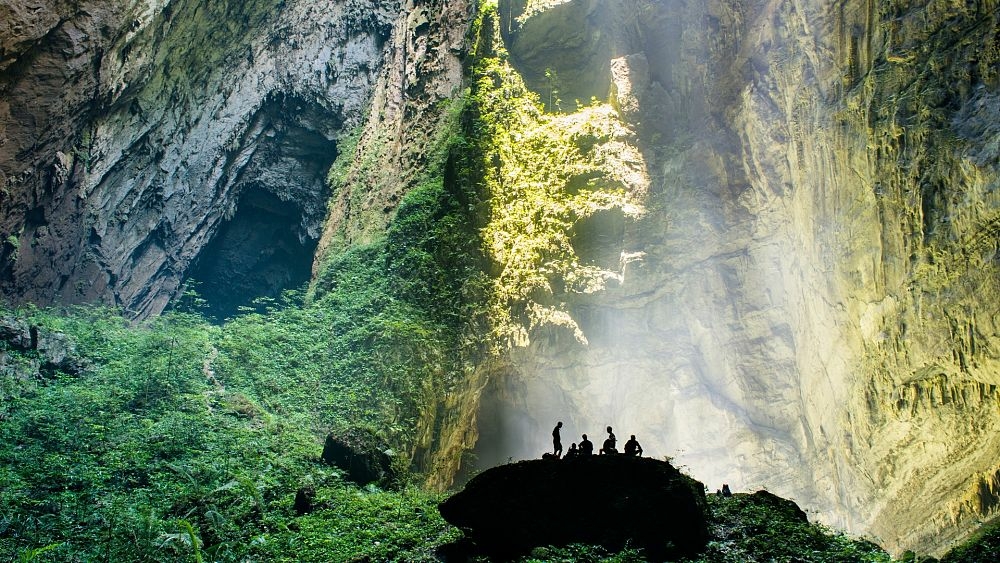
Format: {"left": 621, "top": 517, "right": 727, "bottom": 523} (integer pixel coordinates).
{"left": 312, "top": 0, "right": 480, "bottom": 491}
{"left": 0, "top": 0, "right": 398, "bottom": 318}
{"left": 471, "top": 0, "right": 1000, "bottom": 555}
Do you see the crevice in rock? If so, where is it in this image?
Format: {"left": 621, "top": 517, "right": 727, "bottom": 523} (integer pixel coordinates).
{"left": 458, "top": 371, "right": 536, "bottom": 483}
{"left": 571, "top": 207, "right": 626, "bottom": 271}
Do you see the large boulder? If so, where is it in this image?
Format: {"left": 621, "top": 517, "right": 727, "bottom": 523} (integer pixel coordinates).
{"left": 321, "top": 428, "right": 398, "bottom": 488}
{"left": 439, "top": 456, "right": 709, "bottom": 560}
{"left": 0, "top": 316, "right": 86, "bottom": 376}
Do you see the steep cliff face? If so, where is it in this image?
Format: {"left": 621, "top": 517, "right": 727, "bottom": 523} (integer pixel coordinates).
{"left": 467, "top": 0, "right": 1000, "bottom": 555}
{"left": 0, "top": 0, "right": 396, "bottom": 318}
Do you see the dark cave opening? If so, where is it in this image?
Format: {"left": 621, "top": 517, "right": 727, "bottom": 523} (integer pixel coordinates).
{"left": 178, "top": 93, "right": 340, "bottom": 322}
{"left": 184, "top": 190, "right": 318, "bottom": 322}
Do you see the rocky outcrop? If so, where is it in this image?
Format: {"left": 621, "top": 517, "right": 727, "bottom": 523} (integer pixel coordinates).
{"left": 0, "top": 0, "right": 397, "bottom": 318}
{"left": 438, "top": 456, "right": 709, "bottom": 560}
{"left": 322, "top": 429, "right": 398, "bottom": 488}
{"left": 0, "top": 316, "right": 86, "bottom": 377}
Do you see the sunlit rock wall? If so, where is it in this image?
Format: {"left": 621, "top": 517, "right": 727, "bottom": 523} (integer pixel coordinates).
{"left": 0, "top": 0, "right": 397, "bottom": 317}
{"left": 473, "top": 0, "right": 1000, "bottom": 555}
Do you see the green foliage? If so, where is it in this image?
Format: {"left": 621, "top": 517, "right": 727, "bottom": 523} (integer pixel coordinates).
{"left": 467, "top": 4, "right": 646, "bottom": 349}
{"left": 0, "top": 43, "right": 490, "bottom": 560}
{"left": 0, "top": 305, "right": 459, "bottom": 561}
{"left": 4, "top": 233, "right": 19, "bottom": 263}
{"left": 941, "top": 518, "right": 1000, "bottom": 562}
{"left": 691, "top": 494, "right": 892, "bottom": 563}
{"left": 16, "top": 543, "right": 61, "bottom": 563}
{"left": 518, "top": 543, "right": 646, "bottom": 562}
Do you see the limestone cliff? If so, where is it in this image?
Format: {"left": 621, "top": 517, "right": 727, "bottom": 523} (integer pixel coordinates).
{"left": 0, "top": 0, "right": 397, "bottom": 318}
{"left": 3, "top": 0, "right": 1000, "bottom": 556}
{"left": 467, "top": 0, "right": 1000, "bottom": 556}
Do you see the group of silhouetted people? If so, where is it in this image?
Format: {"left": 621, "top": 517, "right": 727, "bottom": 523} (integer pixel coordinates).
{"left": 550, "top": 421, "right": 643, "bottom": 459}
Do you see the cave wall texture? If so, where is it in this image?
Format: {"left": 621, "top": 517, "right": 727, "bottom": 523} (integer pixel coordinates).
{"left": 0, "top": 0, "right": 398, "bottom": 317}
{"left": 469, "top": 0, "right": 1000, "bottom": 555}
{"left": 2, "top": 0, "right": 1000, "bottom": 555}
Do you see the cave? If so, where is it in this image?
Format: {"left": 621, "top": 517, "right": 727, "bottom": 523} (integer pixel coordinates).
{"left": 185, "top": 189, "right": 318, "bottom": 321}
{"left": 180, "top": 93, "right": 340, "bottom": 321}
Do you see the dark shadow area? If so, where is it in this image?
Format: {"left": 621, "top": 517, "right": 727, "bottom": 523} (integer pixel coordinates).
{"left": 184, "top": 189, "right": 317, "bottom": 321}
{"left": 500, "top": 0, "right": 612, "bottom": 110}
{"left": 178, "top": 92, "right": 339, "bottom": 321}
{"left": 440, "top": 456, "right": 710, "bottom": 561}
{"left": 571, "top": 207, "right": 626, "bottom": 271}
{"left": 455, "top": 372, "right": 536, "bottom": 485}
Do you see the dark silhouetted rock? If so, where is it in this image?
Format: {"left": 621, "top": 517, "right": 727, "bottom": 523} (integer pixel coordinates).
{"left": 439, "top": 456, "right": 709, "bottom": 560}
{"left": 293, "top": 486, "right": 315, "bottom": 515}
{"left": 321, "top": 428, "right": 397, "bottom": 488}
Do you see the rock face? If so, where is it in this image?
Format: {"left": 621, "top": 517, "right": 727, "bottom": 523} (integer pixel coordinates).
{"left": 467, "top": 0, "right": 1000, "bottom": 556}
{"left": 0, "top": 316, "right": 86, "bottom": 377}
{"left": 0, "top": 0, "right": 397, "bottom": 318}
{"left": 439, "top": 456, "right": 709, "bottom": 560}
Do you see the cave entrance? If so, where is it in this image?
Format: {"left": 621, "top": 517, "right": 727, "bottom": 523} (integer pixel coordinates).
{"left": 184, "top": 189, "right": 318, "bottom": 322}
{"left": 180, "top": 92, "right": 340, "bottom": 322}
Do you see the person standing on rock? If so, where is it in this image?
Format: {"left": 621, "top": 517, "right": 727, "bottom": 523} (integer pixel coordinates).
{"left": 552, "top": 421, "right": 563, "bottom": 458}
{"left": 579, "top": 434, "right": 594, "bottom": 456}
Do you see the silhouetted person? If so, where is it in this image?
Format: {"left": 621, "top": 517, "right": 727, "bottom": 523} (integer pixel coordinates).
{"left": 552, "top": 421, "right": 563, "bottom": 457}
{"left": 722, "top": 484, "right": 732, "bottom": 497}
{"left": 624, "top": 435, "right": 643, "bottom": 457}
{"left": 579, "top": 434, "right": 594, "bottom": 456}
{"left": 600, "top": 426, "right": 617, "bottom": 455}
{"left": 564, "top": 442, "right": 579, "bottom": 459}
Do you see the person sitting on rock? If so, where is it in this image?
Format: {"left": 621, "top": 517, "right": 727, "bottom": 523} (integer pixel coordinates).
{"left": 552, "top": 421, "right": 563, "bottom": 458}
{"left": 623, "top": 435, "right": 643, "bottom": 457}
{"left": 564, "top": 442, "right": 579, "bottom": 459}
{"left": 579, "top": 434, "right": 594, "bottom": 456}
{"left": 600, "top": 426, "right": 618, "bottom": 455}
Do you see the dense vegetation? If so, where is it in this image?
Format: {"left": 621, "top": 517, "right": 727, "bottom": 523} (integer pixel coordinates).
{"left": 0, "top": 307, "right": 941, "bottom": 562}
{"left": 0, "top": 74, "right": 487, "bottom": 562}
{"left": 0, "top": 305, "right": 464, "bottom": 562}
{"left": 468, "top": 1, "right": 647, "bottom": 349}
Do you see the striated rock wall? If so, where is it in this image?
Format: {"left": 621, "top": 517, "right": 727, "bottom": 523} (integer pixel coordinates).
{"left": 0, "top": 0, "right": 398, "bottom": 318}
{"left": 470, "top": 0, "right": 1000, "bottom": 555}
{"left": 312, "top": 0, "right": 480, "bottom": 491}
